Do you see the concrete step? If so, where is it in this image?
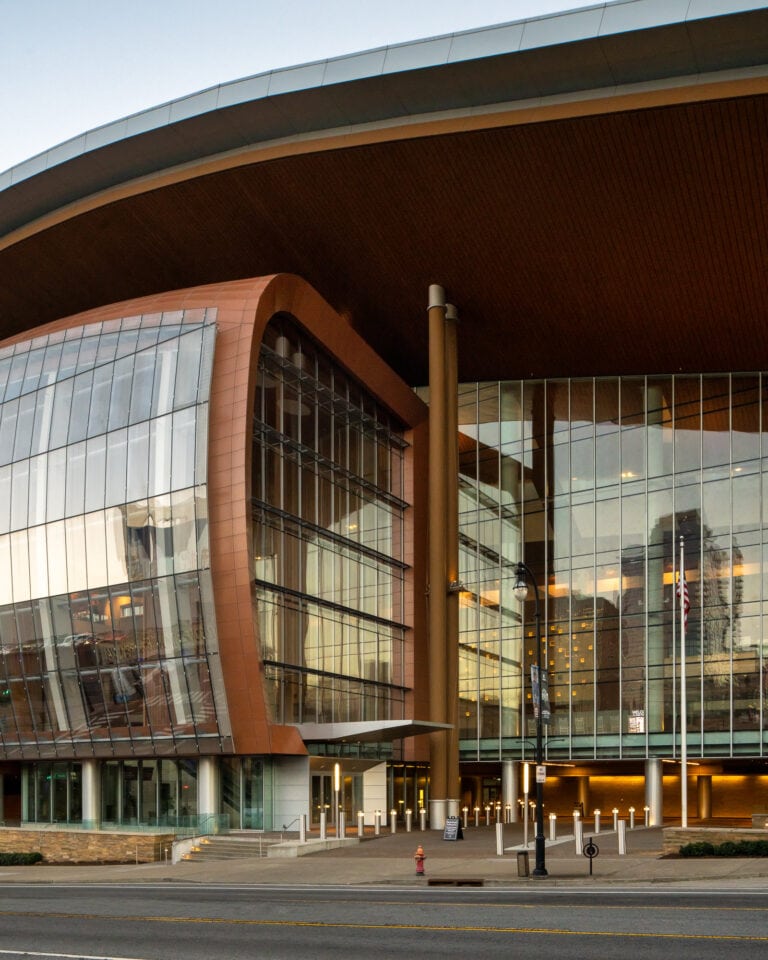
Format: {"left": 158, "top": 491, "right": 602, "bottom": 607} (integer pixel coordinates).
{"left": 182, "top": 836, "right": 280, "bottom": 862}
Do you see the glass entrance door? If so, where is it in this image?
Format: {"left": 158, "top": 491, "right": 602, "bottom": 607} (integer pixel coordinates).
{"left": 311, "top": 773, "right": 332, "bottom": 826}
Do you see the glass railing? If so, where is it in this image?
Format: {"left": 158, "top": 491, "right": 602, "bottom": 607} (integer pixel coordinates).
{"left": 21, "top": 814, "right": 230, "bottom": 835}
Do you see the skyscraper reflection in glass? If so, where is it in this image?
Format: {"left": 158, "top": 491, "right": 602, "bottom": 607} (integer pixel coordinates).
{"left": 456, "top": 376, "right": 766, "bottom": 762}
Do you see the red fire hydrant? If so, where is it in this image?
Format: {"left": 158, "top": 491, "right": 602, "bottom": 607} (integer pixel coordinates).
{"left": 414, "top": 844, "right": 426, "bottom": 876}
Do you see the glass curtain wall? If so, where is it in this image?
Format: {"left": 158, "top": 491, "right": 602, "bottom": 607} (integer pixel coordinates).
{"left": 457, "top": 376, "right": 767, "bottom": 762}
{"left": 0, "top": 310, "right": 230, "bottom": 756}
{"left": 95, "top": 757, "right": 198, "bottom": 826}
{"left": 22, "top": 761, "right": 82, "bottom": 824}
{"left": 220, "top": 756, "right": 268, "bottom": 829}
{"left": 252, "top": 316, "right": 408, "bottom": 726}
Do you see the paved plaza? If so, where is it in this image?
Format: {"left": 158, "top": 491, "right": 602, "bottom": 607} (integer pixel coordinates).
{"left": 2, "top": 823, "right": 767, "bottom": 888}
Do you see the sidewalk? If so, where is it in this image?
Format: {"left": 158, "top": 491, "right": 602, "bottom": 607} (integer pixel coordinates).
{"left": 2, "top": 824, "right": 767, "bottom": 888}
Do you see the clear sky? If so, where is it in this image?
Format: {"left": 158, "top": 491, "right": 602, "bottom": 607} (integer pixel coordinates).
{"left": 1, "top": 0, "right": 598, "bottom": 174}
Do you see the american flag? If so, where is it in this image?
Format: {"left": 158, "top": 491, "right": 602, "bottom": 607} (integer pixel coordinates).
{"left": 677, "top": 574, "right": 690, "bottom": 629}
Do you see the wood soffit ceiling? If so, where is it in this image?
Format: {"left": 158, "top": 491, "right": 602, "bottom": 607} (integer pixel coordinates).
{"left": 1, "top": 92, "right": 767, "bottom": 386}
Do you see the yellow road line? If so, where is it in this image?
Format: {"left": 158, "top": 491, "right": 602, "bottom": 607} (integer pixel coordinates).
{"left": 0, "top": 911, "right": 765, "bottom": 940}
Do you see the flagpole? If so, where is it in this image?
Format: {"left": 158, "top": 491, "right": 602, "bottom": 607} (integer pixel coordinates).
{"left": 679, "top": 535, "right": 688, "bottom": 829}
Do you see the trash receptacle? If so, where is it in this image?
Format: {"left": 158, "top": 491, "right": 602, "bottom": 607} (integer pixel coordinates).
{"left": 516, "top": 850, "right": 530, "bottom": 877}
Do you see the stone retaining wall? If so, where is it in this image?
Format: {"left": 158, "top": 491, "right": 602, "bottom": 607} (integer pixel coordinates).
{"left": 663, "top": 826, "right": 768, "bottom": 855}
{"left": 0, "top": 828, "right": 175, "bottom": 863}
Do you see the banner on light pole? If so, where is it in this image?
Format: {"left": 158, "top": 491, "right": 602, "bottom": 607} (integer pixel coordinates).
{"left": 531, "top": 665, "right": 551, "bottom": 724}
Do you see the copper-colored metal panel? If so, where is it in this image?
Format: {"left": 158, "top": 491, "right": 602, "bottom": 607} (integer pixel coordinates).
{"left": 33, "top": 276, "right": 428, "bottom": 757}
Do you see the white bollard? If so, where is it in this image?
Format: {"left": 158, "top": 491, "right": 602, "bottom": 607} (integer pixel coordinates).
{"left": 594, "top": 809, "right": 601, "bottom": 834}
{"left": 485, "top": 805, "right": 491, "bottom": 826}
{"left": 419, "top": 808, "right": 427, "bottom": 831}
{"left": 496, "top": 821, "right": 504, "bottom": 856}
{"left": 357, "top": 811, "right": 364, "bottom": 838}
{"left": 612, "top": 807, "right": 619, "bottom": 831}
{"left": 644, "top": 805, "right": 650, "bottom": 827}
{"left": 629, "top": 807, "right": 635, "bottom": 829}
{"left": 505, "top": 804, "right": 512, "bottom": 824}
{"left": 618, "top": 819, "right": 627, "bottom": 855}
{"left": 549, "top": 813, "right": 557, "bottom": 841}
{"left": 474, "top": 807, "right": 480, "bottom": 827}
{"left": 390, "top": 809, "right": 397, "bottom": 834}
{"left": 338, "top": 811, "right": 345, "bottom": 838}
{"left": 300, "top": 814, "right": 307, "bottom": 843}
{"left": 462, "top": 807, "right": 469, "bottom": 829}
{"left": 320, "top": 811, "right": 327, "bottom": 841}
{"left": 374, "top": 810, "right": 381, "bottom": 836}
{"left": 574, "top": 817, "right": 583, "bottom": 855}
{"left": 406, "top": 809, "right": 413, "bottom": 832}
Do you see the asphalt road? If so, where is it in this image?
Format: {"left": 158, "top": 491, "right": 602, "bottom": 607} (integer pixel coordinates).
{"left": 0, "top": 884, "right": 765, "bottom": 960}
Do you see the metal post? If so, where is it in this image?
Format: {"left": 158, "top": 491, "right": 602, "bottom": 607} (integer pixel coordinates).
{"left": 612, "top": 807, "right": 619, "bottom": 831}
{"left": 549, "top": 813, "right": 557, "bottom": 841}
{"left": 419, "top": 808, "right": 427, "bottom": 831}
{"left": 629, "top": 807, "right": 635, "bottom": 829}
{"left": 300, "top": 814, "right": 307, "bottom": 843}
{"left": 514, "top": 561, "right": 547, "bottom": 877}
{"left": 374, "top": 810, "right": 381, "bottom": 836}
{"left": 618, "top": 819, "right": 627, "bottom": 855}
{"left": 390, "top": 809, "right": 397, "bottom": 834}
{"left": 338, "top": 811, "right": 346, "bottom": 838}
{"left": 406, "top": 809, "right": 413, "bottom": 832}
{"left": 594, "top": 809, "right": 601, "bottom": 834}
{"left": 679, "top": 536, "right": 689, "bottom": 830}
{"left": 574, "top": 817, "right": 583, "bottom": 855}
{"left": 462, "top": 806, "right": 469, "bottom": 829}
{"left": 474, "top": 806, "right": 480, "bottom": 828}
{"left": 320, "top": 811, "right": 327, "bottom": 841}
{"left": 357, "top": 811, "right": 364, "bottom": 838}
{"left": 495, "top": 821, "right": 504, "bottom": 856}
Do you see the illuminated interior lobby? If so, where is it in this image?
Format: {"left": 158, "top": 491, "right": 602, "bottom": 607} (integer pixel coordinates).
{"left": 1, "top": 0, "right": 768, "bottom": 831}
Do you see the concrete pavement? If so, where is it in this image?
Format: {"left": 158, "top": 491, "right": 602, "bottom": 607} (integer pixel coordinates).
{"left": 1, "top": 823, "right": 767, "bottom": 888}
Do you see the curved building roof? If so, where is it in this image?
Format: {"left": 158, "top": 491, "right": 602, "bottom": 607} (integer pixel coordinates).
{"left": 2, "top": 0, "right": 768, "bottom": 384}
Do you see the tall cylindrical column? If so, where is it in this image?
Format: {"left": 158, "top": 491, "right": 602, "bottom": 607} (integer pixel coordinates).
{"left": 445, "top": 302, "right": 461, "bottom": 813}
{"left": 697, "top": 775, "right": 712, "bottom": 820}
{"left": 198, "top": 757, "right": 220, "bottom": 822}
{"left": 503, "top": 761, "right": 519, "bottom": 823}
{"left": 428, "top": 284, "right": 448, "bottom": 829}
{"left": 81, "top": 758, "right": 101, "bottom": 829}
{"left": 645, "top": 758, "right": 663, "bottom": 826}
{"left": 577, "top": 776, "right": 590, "bottom": 816}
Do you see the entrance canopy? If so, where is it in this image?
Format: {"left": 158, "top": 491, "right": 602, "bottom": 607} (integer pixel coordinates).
{"left": 1, "top": 2, "right": 767, "bottom": 385}
{"left": 296, "top": 720, "right": 452, "bottom": 744}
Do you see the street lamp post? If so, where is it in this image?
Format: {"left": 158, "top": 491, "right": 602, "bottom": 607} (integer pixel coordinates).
{"left": 514, "top": 561, "right": 548, "bottom": 877}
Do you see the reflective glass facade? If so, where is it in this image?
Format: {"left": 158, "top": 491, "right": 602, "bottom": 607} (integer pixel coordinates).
{"left": 253, "top": 316, "right": 408, "bottom": 725}
{"left": 0, "top": 310, "right": 230, "bottom": 755}
{"left": 457, "top": 377, "right": 768, "bottom": 761}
